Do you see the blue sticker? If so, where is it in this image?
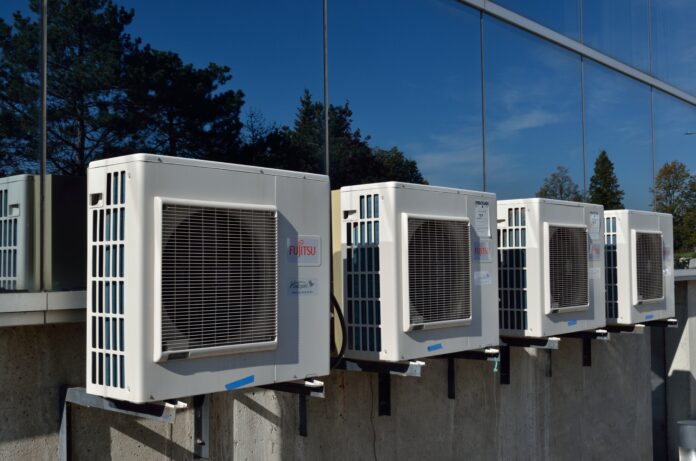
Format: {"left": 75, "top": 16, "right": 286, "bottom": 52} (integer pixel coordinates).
{"left": 567, "top": 320, "right": 577, "bottom": 326}
{"left": 224, "top": 375, "right": 255, "bottom": 391}
{"left": 646, "top": 314, "right": 654, "bottom": 320}
{"left": 428, "top": 343, "right": 443, "bottom": 352}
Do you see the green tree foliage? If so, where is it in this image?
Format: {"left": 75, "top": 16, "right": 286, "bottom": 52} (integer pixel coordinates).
{"left": 653, "top": 161, "right": 696, "bottom": 252}
{"left": 588, "top": 150, "right": 624, "bottom": 209}
{"left": 536, "top": 166, "right": 583, "bottom": 201}
{"left": 0, "top": 1, "right": 427, "bottom": 187}
{"left": 241, "top": 91, "right": 427, "bottom": 188}
{"left": 0, "top": 0, "right": 138, "bottom": 174}
{"left": 0, "top": 0, "right": 244, "bottom": 174}
{"left": 123, "top": 46, "right": 244, "bottom": 161}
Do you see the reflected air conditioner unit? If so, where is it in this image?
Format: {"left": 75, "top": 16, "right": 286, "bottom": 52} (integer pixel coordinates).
{"left": 334, "top": 182, "right": 499, "bottom": 362}
{"left": 86, "top": 154, "right": 330, "bottom": 403}
{"left": 0, "top": 174, "right": 86, "bottom": 293}
{"left": 497, "top": 198, "right": 605, "bottom": 338}
{"left": 604, "top": 210, "right": 674, "bottom": 324}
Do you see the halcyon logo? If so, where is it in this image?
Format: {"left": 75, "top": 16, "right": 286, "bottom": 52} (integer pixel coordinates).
{"left": 287, "top": 235, "right": 321, "bottom": 266}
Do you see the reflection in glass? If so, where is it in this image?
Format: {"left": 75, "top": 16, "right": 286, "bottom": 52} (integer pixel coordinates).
{"left": 652, "top": 0, "right": 696, "bottom": 97}
{"left": 484, "top": 18, "right": 583, "bottom": 199}
{"left": 490, "top": 0, "right": 580, "bottom": 40}
{"left": 331, "top": 0, "right": 483, "bottom": 189}
{"left": 652, "top": 90, "right": 696, "bottom": 173}
{"left": 583, "top": 0, "right": 650, "bottom": 72}
{"left": 583, "top": 61, "right": 652, "bottom": 210}
{"left": 0, "top": 3, "right": 42, "bottom": 292}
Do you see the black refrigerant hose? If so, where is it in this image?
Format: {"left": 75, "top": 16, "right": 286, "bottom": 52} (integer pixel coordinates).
{"left": 330, "top": 292, "right": 347, "bottom": 369}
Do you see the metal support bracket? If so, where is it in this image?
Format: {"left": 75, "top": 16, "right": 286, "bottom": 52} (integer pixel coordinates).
{"left": 260, "top": 379, "right": 325, "bottom": 437}
{"left": 58, "top": 387, "right": 189, "bottom": 461}
{"left": 335, "top": 359, "right": 424, "bottom": 416}
{"left": 193, "top": 395, "right": 210, "bottom": 459}
{"left": 560, "top": 329, "right": 609, "bottom": 367}
{"left": 438, "top": 348, "right": 499, "bottom": 399}
{"left": 644, "top": 317, "right": 678, "bottom": 329}
{"left": 499, "top": 337, "right": 560, "bottom": 385}
{"left": 606, "top": 323, "right": 646, "bottom": 334}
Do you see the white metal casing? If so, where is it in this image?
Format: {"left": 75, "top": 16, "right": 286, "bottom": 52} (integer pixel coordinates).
{"left": 604, "top": 210, "right": 674, "bottom": 324}
{"left": 339, "top": 182, "right": 499, "bottom": 362}
{"left": 0, "top": 175, "right": 32, "bottom": 291}
{"left": 497, "top": 198, "right": 606, "bottom": 338}
{"left": 86, "top": 154, "right": 330, "bottom": 403}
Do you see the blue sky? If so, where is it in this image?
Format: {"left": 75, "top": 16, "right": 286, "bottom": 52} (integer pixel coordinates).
{"left": 1, "top": 0, "right": 694, "bottom": 209}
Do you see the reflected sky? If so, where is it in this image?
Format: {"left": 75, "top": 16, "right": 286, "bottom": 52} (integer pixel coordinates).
{"left": 584, "top": 61, "right": 653, "bottom": 210}
{"left": 653, "top": 90, "right": 696, "bottom": 173}
{"left": 490, "top": 0, "right": 580, "bottom": 40}
{"left": 583, "top": 0, "right": 650, "bottom": 72}
{"left": 484, "top": 18, "right": 583, "bottom": 199}
{"left": 330, "top": 0, "right": 483, "bottom": 189}
{"left": 1, "top": 0, "right": 694, "bottom": 197}
{"left": 652, "top": 0, "right": 696, "bottom": 97}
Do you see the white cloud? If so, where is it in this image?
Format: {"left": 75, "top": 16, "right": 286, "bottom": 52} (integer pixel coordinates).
{"left": 496, "top": 109, "right": 563, "bottom": 135}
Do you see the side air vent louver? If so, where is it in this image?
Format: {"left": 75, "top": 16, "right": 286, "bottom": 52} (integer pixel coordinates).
{"left": 635, "top": 232, "right": 663, "bottom": 302}
{"left": 160, "top": 204, "right": 278, "bottom": 353}
{"left": 0, "top": 188, "right": 18, "bottom": 291}
{"left": 90, "top": 170, "right": 126, "bottom": 389}
{"left": 548, "top": 226, "right": 588, "bottom": 310}
{"left": 408, "top": 217, "right": 471, "bottom": 325}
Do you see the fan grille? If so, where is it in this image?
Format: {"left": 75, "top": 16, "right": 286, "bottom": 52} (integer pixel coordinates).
{"left": 160, "top": 204, "right": 278, "bottom": 353}
{"left": 636, "top": 232, "right": 663, "bottom": 301}
{"left": 548, "top": 226, "right": 588, "bottom": 310}
{"left": 408, "top": 217, "right": 471, "bottom": 325}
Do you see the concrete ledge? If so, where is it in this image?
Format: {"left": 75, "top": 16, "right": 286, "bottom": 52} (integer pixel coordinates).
{"left": 0, "top": 291, "right": 85, "bottom": 327}
{"left": 675, "top": 269, "right": 696, "bottom": 282}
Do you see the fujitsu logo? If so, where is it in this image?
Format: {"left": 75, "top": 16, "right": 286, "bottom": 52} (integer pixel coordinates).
{"left": 288, "top": 240, "right": 317, "bottom": 257}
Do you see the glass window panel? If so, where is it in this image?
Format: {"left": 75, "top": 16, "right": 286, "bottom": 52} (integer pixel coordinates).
{"left": 1, "top": 2, "right": 40, "bottom": 292}
{"left": 484, "top": 18, "right": 584, "bottom": 199}
{"left": 651, "top": 0, "right": 696, "bottom": 97}
{"left": 490, "top": 0, "right": 580, "bottom": 40}
{"left": 331, "top": 0, "right": 483, "bottom": 189}
{"left": 584, "top": 61, "right": 652, "bottom": 210}
{"left": 652, "top": 90, "right": 696, "bottom": 174}
{"left": 582, "top": 0, "right": 650, "bottom": 72}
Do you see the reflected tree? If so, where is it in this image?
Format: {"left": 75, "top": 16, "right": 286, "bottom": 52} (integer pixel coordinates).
{"left": 588, "top": 150, "right": 624, "bottom": 209}
{"left": 536, "top": 166, "right": 583, "bottom": 201}
{"left": 653, "top": 161, "right": 696, "bottom": 253}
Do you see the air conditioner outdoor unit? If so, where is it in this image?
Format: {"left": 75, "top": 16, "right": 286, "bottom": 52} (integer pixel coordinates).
{"left": 604, "top": 210, "right": 674, "bottom": 324}
{"left": 0, "top": 174, "right": 85, "bottom": 293}
{"left": 497, "top": 198, "right": 605, "bottom": 338}
{"left": 335, "top": 182, "right": 499, "bottom": 362}
{"left": 86, "top": 154, "right": 329, "bottom": 403}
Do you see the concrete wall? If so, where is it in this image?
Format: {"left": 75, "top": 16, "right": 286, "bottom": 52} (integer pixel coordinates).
{"left": 657, "top": 277, "right": 696, "bottom": 460}
{"left": 1, "top": 322, "right": 654, "bottom": 460}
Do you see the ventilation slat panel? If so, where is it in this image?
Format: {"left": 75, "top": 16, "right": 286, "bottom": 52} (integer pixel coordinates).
{"left": 160, "top": 204, "right": 278, "bottom": 352}
{"left": 548, "top": 226, "right": 588, "bottom": 309}
{"left": 636, "top": 232, "right": 663, "bottom": 302}
{"left": 408, "top": 217, "right": 471, "bottom": 325}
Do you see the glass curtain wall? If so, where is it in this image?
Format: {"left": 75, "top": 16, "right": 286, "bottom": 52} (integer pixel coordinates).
{"left": 330, "top": 0, "right": 483, "bottom": 189}
{"left": 483, "top": 18, "right": 584, "bottom": 199}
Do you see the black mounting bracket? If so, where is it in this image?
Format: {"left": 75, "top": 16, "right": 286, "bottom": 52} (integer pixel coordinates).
{"left": 437, "top": 348, "right": 499, "bottom": 399}
{"left": 259, "top": 379, "right": 325, "bottom": 437}
{"left": 560, "top": 329, "right": 609, "bottom": 367}
{"left": 499, "top": 336, "right": 561, "bottom": 385}
{"left": 644, "top": 317, "right": 678, "bottom": 329}
{"left": 335, "top": 359, "right": 424, "bottom": 416}
{"left": 58, "top": 387, "right": 195, "bottom": 461}
{"left": 606, "top": 317, "right": 677, "bottom": 334}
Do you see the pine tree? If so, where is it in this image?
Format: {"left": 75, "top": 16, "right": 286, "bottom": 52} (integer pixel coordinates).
{"left": 588, "top": 151, "right": 624, "bottom": 209}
